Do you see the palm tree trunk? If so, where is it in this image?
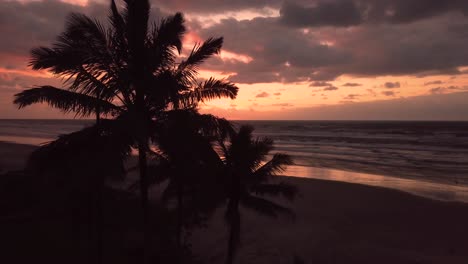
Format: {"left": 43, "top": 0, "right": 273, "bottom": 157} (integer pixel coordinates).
{"left": 138, "top": 142, "right": 150, "bottom": 263}
{"left": 96, "top": 176, "right": 104, "bottom": 264}
{"left": 176, "top": 180, "right": 183, "bottom": 257}
{"left": 95, "top": 97, "right": 102, "bottom": 264}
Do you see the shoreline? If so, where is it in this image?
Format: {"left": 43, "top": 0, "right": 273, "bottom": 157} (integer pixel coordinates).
{"left": 2, "top": 140, "right": 468, "bottom": 203}
{"left": 2, "top": 141, "right": 468, "bottom": 263}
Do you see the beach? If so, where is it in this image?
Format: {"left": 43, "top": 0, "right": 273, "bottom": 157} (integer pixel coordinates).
{"left": 2, "top": 141, "right": 468, "bottom": 263}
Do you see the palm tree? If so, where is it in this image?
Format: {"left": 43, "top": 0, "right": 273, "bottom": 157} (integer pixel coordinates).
{"left": 152, "top": 109, "right": 233, "bottom": 252}
{"left": 14, "top": 0, "right": 238, "bottom": 261}
{"left": 220, "top": 125, "right": 298, "bottom": 264}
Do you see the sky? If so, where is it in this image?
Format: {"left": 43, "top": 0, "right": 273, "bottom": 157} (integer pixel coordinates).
{"left": 1, "top": 0, "right": 468, "bottom": 120}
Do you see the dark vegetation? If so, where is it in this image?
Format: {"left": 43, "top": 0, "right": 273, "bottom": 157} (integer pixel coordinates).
{"left": 3, "top": 1, "right": 297, "bottom": 263}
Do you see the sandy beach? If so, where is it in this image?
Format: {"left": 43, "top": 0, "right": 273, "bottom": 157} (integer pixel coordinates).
{"left": 1, "top": 141, "right": 468, "bottom": 263}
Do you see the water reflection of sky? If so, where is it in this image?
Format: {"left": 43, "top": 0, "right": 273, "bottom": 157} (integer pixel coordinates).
{"left": 0, "top": 135, "right": 52, "bottom": 146}
{"left": 2, "top": 133, "right": 468, "bottom": 203}
{"left": 285, "top": 165, "right": 468, "bottom": 203}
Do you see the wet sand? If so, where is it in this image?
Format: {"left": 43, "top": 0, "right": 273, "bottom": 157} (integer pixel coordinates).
{"left": 2, "top": 141, "right": 468, "bottom": 263}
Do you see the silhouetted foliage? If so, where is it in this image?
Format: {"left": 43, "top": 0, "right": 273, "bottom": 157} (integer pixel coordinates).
{"left": 219, "top": 125, "right": 297, "bottom": 264}
{"left": 10, "top": 1, "right": 301, "bottom": 263}
{"left": 14, "top": 0, "right": 238, "bottom": 262}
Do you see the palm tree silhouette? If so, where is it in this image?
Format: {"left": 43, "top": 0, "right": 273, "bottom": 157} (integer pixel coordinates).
{"left": 220, "top": 125, "right": 298, "bottom": 264}
{"left": 14, "top": 0, "right": 238, "bottom": 262}
{"left": 153, "top": 109, "right": 233, "bottom": 252}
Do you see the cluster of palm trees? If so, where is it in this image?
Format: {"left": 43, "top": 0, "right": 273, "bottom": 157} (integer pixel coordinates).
{"left": 13, "top": 1, "right": 297, "bottom": 263}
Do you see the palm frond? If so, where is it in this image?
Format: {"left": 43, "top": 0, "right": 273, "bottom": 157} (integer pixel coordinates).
{"left": 252, "top": 153, "right": 293, "bottom": 180}
{"left": 179, "top": 37, "right": 223, "bottom": 71}
{"left": 149, "top": 12, "right": 185, "bottom": 59}
{"left": 178, "top": 78, "right": 238, "bottom": 107}
{"left": 177, "top": 37, "right": 223, "bottom": 85}
{"left": 193, "top": 113, "right": 235, "bottom": 140}
{"left": 27, "top": 119, "right": 132, "bottom": 181}
{"left": 64, "top": 13, "right": 108, "bottom": 49}
{"left": 30, "top": 46, "right": 82, "bottom": 73}
{"left": 228, "top": 126, "right": 275, "bottom": 171}
{"left": 109, "top": 0, "right": 125, "bottom": 36}
{"left": 30, "top": 12, "right": 112, "bottom": 74}
{"left": 152, "top": 13, "right": 186, "bottom": 53}
{"left": 14, "top": 86, "right": 120, "bottom": 117}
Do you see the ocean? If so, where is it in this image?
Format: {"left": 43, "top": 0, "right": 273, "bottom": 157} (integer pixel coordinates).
{"left": 1, "top": 119, "right": 468, "bottom": 202}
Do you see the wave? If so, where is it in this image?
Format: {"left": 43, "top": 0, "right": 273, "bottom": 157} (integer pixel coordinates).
{"left": 2, "top": 119, "right": 468, "bottom": 186}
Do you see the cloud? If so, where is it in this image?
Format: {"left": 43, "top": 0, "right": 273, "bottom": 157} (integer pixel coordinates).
{"left": 429, "top": 85, "right": 464, "bottom": 94}
{"left": 0, "top": 0, "right": 166, "bottom": 70}
{"left": 382, "top": 91, "right": 396, "bottom": 96}
{"left": 278, "top": 0, "right": 468, "bottom": 28}
{"left": 201, "top": 92, "right": 468, "bottom": 121}
{"left": 342, "top": 82, "right": 362, "bottom": 87}
{"left": 198, "top": 17, "right": 352, "bottom": 83}
{"left": 323, "top": 86, "right": 339, "bottom": 91}
{"left": 198, "top": 10, "right": 468, "bottom": 84}
{"left": 153, "top": 0, "right": 283, "bottom": 14}
{"left": 309, "top": 81, "right": 331, "bottom": 87}
{"left": 4, "top": 0, "right": 468, "bottom": 89}
{"left": 344, "top": 94, "right": 360, "bottom": 100}
{"left": 279, "top": 1, "right": 362, "bottom": 28}
{"left": 255, "top": 91, "right": 269, "bottom": 98}
{"left": 364, "top": 0, "right": 468, "bottom": 24}
{"left": 384, "top": 82, "right": 401, "bottom": 89}
{"left": 273, "top": 92, "right": 281, "bottom": 96}
{"left": 424, "top": 80, "right": 444, "bottom": 86}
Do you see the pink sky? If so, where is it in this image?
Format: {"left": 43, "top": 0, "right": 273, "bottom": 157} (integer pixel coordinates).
{"left": 1, "top": 0, "right": 468, "bottom": 120}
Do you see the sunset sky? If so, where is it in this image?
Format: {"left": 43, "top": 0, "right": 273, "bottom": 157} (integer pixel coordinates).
{"left": 1, "top": 0, "right": 468, "bottom": 120}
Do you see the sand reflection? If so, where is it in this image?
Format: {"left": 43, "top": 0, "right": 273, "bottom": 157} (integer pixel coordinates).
{"left": 285, "top": 165, "right": 468, "bottom": 203}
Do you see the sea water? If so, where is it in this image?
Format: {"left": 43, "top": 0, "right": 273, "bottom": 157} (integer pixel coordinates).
{"left": 1, "top": 119, "right": 468, "bottom": 202}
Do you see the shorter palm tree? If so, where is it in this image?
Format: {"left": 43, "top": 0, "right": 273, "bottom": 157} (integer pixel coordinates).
{"left": 220, "top": 125, "right": 298, "bottom": 264}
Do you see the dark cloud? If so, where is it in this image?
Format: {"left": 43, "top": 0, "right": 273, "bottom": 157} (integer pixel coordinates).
{"left": 4, "top": 0, "right": 468, "bottom": 88}
{"left": 424, "top": 80, "right": 444, "bottom": 86}
{"left": 198, "top": 10, "right": 468, "bottom": 84}
{"left": 384, "top": 82, "right": 401, "bottom": 89}
{"left": 279, "top": 1, "right": 362, "bottom": 28}
{"left": 382, "top": 91, "right": 396, "bottom": 96}
{"left": 323, "top": 86, "right": 339, "bottom": 91}
{"left": 309, "top": 81, "right": 332, "bottom": 87}
{"left": 364, "top": 0, "right": 468, "bottom": 24}
{"left": 278, "top": 0, "right": 468, "bottom": 29}
{"left": 344, "top": 94, "right": 360, "bottom": 100}
{"left": 0, "top": 0, "right": 166, "bottom": 69}
{"left": 199, "top": 17, "right": 352, "bottom": 84}
{"left": 152, "top": 0, "right": 468, "bottom": 26}
{"left": 0, "top": 0, "right": 107, "bottom": 59}
{"left": 273, "top": 92, "right": 281, "bottom": 96}
{"left": 255, "top": 91, "right": 269, "bottom": 98}
{"left": 153, "top": 0, "right": 282, "bottom": 14}
{"left": 429, "top": 85, "right": 464, "bottom": 94}
{"left": 343, "top": 82, "right": 362, "bottom": 87}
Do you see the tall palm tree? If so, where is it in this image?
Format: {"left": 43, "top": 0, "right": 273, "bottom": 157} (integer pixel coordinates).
{"left": 220, "top": 125, "right": 298, "bottom": 264}
{"left": 14, "top": 0, "right": 238, "bottom": 261}
{"left": 152, "top": 109, "right": 233, "bottom": 251}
